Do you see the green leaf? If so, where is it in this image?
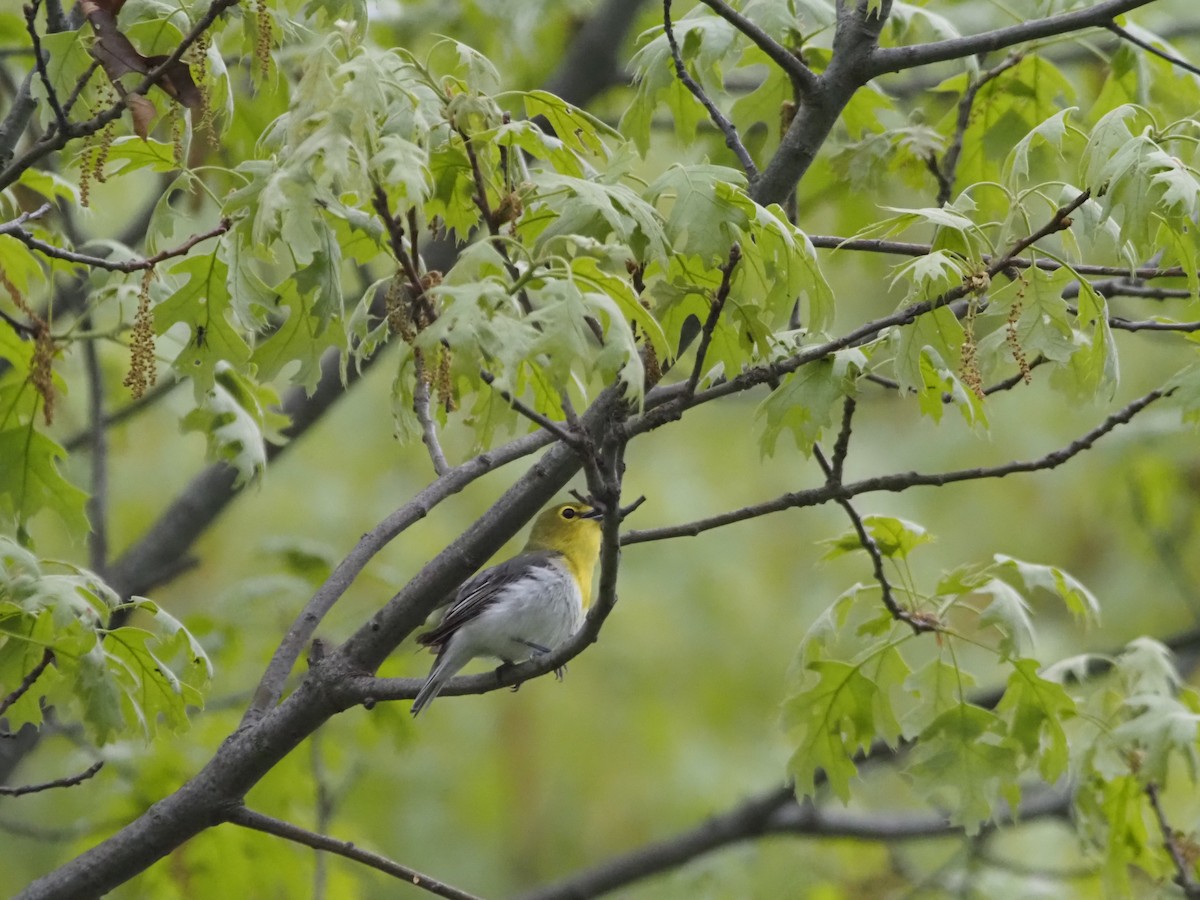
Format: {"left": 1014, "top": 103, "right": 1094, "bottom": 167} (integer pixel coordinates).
{"left": 991, "top": 554, "right": 1101, "bottom": 624}
{"left": 30, "top": 29, "right": 92, "bottom": 130}
{"left": 520, "top": 90, "right": 618, "bottom": 159}
{"left": 154, "top": 254, "right": 252, "bottom": 393}
{"left": 1111, "top": 694, "right": 1200, "bottom": 785}
{"left": 1160, "top": 363, "right": 1200, "bottom": 425}
{"left": 482, "top": 119, "right": 588, "bottom": 178}
{"left": 136, "top": 599, "right": 214, "bottom": 688}
{"left": 250, "top": 281, "right": 344, "bottom": 394}
{"left": 73, "top": 642, "right": 126, "bottom": 743}
{"left": 894, "top": 305, "right": 964, "bottom": 394}
{"left": 1005, "top": 108, "right": 1078, "bottom": 184}
{"left": 757, "top": 358, "right": 845, "bottom": 458}
{"left": 904, "top": 657, "right": 975, "bottom": 736}
{"left": 426, "top": 37, "right": 502, "bottom": 96}
{"left": 644, "top": 163, "right": 750, "bottom": 262}
{"left": 889, "top": 249, "right": 971, "bottom": 300}
{"left": 1114, "top": 637, "right": 1181, "bottom": 696}
{"left": 181, "top": 367, "right": 289, "bottom": 485}
{"left": 1080, "top": 105, "right": 1144, "bottom": 192}
{"left": 14, "top": 166, "right": 81, "bottom": 205}
{"left": 996, "top": 658, "right": 1075, "bottom": 781}
{"left": 976, "top": 579, "right": 1035, "bottom": 660}
{"left": 1075, "top": 774, "right": 1159, "bottom": 896}
{"left": 905, "top": 705, "right": 1020, "bottom": 834}
{"left": 822, "top": 515, "right": 932, "bottom": 560}
{"left": 1049, "top": 268, "right": 1118, "bottom": 400}
{"left": 977, "top": 268, "right": 1077, "bottom": 367}
{"left": 0, "top": 427, "right": 89, "bottom": 538}
{"left": 100, "top": 137, "right": 180, "bottom": 176}
{"left": 0, "top": 234, "right": 47, "bottom": 297}
{"left": 531, "top": 172, "right": 670, "bottom": 266}
{"left": 784, "top": 645, "right": 910, "bottom": 801}
{"left": 0, "top": 540, "right": 208, "bottom": 744}
{"left": 623, "top": 14, "right": 739, "bottom": 153}
{"left": 741, "top": 204, "right": 835, "bottom": 333}
{"left": 792, "top": 583, "right": 871, "bottom": 670}
{"left": 426, "top": 141, "right": 480, "bottom": 238}
{"left": 103, "top": 623, "right": 207, "bottom": 738}
{"left": 569, "top": 255, "right": 668, "bottom": 360}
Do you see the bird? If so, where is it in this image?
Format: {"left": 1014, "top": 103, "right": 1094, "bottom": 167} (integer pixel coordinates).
{"left": 411, "top": 501, "right": 603, "bottom": 716}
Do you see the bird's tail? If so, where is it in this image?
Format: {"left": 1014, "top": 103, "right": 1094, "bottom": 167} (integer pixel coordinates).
{"left": 411, "top": 646, "right": 465, "bottom": 716}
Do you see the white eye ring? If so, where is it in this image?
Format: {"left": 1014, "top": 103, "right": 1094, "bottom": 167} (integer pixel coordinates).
{"left": 561, "top": 507, "right": 577, "bottom": 519}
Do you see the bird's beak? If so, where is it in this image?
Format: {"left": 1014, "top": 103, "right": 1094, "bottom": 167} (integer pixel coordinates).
{"left": 579, "top": 497, "right": 645, "bottom": 520}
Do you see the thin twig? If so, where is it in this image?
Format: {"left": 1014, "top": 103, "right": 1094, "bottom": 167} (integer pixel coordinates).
{"left": 694, "top": 0, "right": 818, "bottom": 96}
{"left": 82, "top": 325, "right": 109, "bottom": 575}
{"left": 55, "top": 60, "right": 101, "bottom": 124}
{"left": 931, "top": 53, "right": 1024, "bottom": 206}
{"left": 310, "top": 733, "right": 333, "bottom": 900}
{"left": 664, "top": 0, "right": 758, "bottom": 179}
{"left": 0, "top": 306, "right": 38, "bottom": 337}
{"left": 370, "top": 183, "right": 424, "bottom": 297}
{"left": 999, "top": 191, "right": 1090, "bottom": 265}
{"left": 456, "top": 125, "right": 534, "bottom": 314}
{"left": 520, "top": 784, "right": 795, "bottom": 900}
{"left": 1103, "top": 315, "right": 1200, "bottom": 333}
{"left": 0, "top": 761, "right": 103, "bottom": 797}
{"left": 1107, "top": 21, "right": 1200, "bottom": 77}
{"left": 814, "top": 444, "right": 936, "bottom": 634}
{"left": 685, "top": 243, "right": 741, "bottom": 396}
{"left": 479, "top": 370, "right": 582, "bottom": 447}
{"left": 227, "top": 807, "right": 484, "bottom": 900}
{"left": 520, "top": 783, "right": 1070, "bottom": 900}
{"left": 806, "top": 234, "right": 1188, "bottom": 281}
{"left": 1086, "top": 282, "right": 1192, "bottom": 300}
{"left": 43, "top": 0, "right": 72, "bottom": 34}
{"left": 1146, "top": 782, "right": 1200, "bottom": 897}
{"left": 2, "top": 216, "right": 232, "bottom": 273}
{"left": 868, "top": 0, "right": 1156, "bottom": 76}
{"left": 829, "top": 395, "right": 856, "bottom": 483}
{"left": 0, "top": 71, "right": 36, "bottom": 168}
{"left": 0, "top": 202, "right": 52, "bottom": 230}
{"left": 866, "top": 356, "right": 1049, "bottom": 399}
{"left": 413, "top": 352, "right": 450, "bottom": 476}
{"left": 24, "top": 0, "right": 70, "bottom": 132}
{"left": 0, "top": 648, "right": 53, "bottom": 718}
{"left": 623, "top": 388, "right": 1163, "bottom": 545}
{"left": 458, "top": 126, "right": 497, "bottom": 231}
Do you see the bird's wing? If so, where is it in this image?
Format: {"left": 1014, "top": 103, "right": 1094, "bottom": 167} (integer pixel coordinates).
{"left": 416, "top": 550, "right": 562, "bottom": 647}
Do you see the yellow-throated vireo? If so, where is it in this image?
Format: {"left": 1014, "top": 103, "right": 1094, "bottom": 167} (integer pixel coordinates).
{"left": 411, "top": 501, "right": 602, "bottom": 715}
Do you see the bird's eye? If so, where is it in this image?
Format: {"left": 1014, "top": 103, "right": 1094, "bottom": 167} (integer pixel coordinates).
{"left": 561, "top": 507, "right": 576, "bottom": 519}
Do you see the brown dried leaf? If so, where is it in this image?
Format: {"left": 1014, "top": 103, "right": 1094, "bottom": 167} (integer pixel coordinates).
{"left": 82, "top": 0, "right": 201, "bottom": 109}
{"left": 144, "top": 55, "right": 203, "bottom": 108}
{"left": 83, "top": 1, "right": 147, "bottom": 81}
{"left": 126, "top": 93, "right": 156, "bottom": 140}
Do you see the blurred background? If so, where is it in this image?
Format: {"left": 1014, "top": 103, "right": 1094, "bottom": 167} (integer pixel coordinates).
{"left": 4, "top": 0, "right": 1200, "bottom": 896}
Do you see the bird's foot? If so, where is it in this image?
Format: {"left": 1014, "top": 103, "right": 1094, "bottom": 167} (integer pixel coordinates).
{"left": 496, "top": 659, "right": 521, "bottom": 692}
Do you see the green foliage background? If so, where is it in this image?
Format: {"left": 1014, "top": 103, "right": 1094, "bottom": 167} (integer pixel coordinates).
{"left": 4, "top": 0, "right": 1200, "bottom": 896}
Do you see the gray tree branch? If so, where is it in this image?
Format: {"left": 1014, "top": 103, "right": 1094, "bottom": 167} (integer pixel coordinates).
{"left": 227, "top": 806, "right": 484, "bottom": 900}
{"left": 868, "top": 0, "right": 1158, "bottom": 76}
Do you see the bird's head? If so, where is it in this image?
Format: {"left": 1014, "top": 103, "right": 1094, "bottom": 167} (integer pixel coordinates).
{"left": 526, "top": 502, "right": 602, "bottom": 556}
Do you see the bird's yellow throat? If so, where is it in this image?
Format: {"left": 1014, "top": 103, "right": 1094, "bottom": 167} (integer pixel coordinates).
{"left": 524, "top": 503, "right": 602, "bottom": 609}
